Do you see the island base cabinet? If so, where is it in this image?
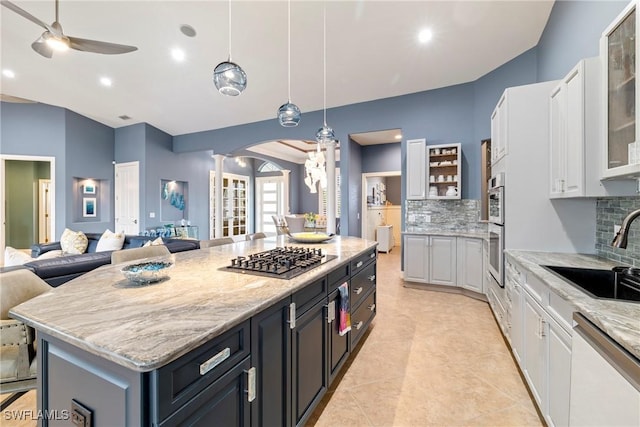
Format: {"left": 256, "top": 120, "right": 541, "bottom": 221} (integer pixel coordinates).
{"left": 328, "top": 289, "right": 349, "bottom": 385}
{"left": 292, "top": 299, "right": 328, "bottom": 427}
{"left": 40, "top": 333, "right": 144, "bottom": 427}
{"left": 250, "top": 298, "right": 292, "bottom": 427}
{"left": 160, "top": 357, "right": 251, "bottom": 427}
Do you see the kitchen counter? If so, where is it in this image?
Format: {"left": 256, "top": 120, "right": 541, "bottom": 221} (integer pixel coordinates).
{"left": 10, "top": 235, "right": 377, "bottom": 372}
{"left": 505, "top": 250, "right": 640, "bottom": 360}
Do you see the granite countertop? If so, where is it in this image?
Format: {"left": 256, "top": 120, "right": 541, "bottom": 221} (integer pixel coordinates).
{"left": 505, "top": 250, "right": 640, "bottom": 360}
{"left": 10, "top": 236, "right": 377, "bottom": 372}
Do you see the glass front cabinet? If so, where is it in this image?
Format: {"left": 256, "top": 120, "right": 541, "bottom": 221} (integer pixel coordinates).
{"left": 601, "top": 0, "right": 640, "bottom": 178}
{"left": 212, "top": 173, "right": 249, "bottom": 238}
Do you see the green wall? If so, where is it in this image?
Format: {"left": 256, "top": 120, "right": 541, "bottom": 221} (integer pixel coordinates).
{"left": 5, "top": 160, "right": 50, "bottom": 248}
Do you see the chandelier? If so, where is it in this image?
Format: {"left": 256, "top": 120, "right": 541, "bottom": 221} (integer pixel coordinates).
{"left": 304, "top": 145, "right": 327, "bottom": 194}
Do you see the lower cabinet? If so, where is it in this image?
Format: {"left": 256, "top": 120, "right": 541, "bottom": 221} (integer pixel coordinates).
{"left": 522, "top": 291, "right": 546, "bottom": 407}
{"left": 328, "top": 288, "right": 349, "bottom": 384}
{"left": 547, "top": 317, "right": 571, "bottom": 427}
{"left": 457, "top": 237, "right": 483, "bottom": 293}
{"left": 402, "top": 234, "right": 457, "bottom": 286}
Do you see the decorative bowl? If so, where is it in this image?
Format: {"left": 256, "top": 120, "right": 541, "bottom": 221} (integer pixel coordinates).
{"left": 288, "top": 232, "right": 335, "bottom": 243}
{"left": 121, "top": 261, "right": 173, "bottom": 284}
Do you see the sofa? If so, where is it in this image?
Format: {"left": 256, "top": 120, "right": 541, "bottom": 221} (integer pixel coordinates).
{"left": 7, "top": 233, "right": 199, "bottom": 287}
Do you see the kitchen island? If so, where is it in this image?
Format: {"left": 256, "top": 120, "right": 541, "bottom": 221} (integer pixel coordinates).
{"left": 11, "top": 236, "right": 378, "bottom": 426}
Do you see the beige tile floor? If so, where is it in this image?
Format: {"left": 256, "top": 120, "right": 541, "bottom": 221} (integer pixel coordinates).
{"left": 307, "top": 249, "right": 543, "bottom": 427}
{"left": 1, "top": 248, "right": 542, "bottom": 427}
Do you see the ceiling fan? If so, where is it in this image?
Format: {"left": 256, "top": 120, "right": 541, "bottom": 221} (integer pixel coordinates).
{"left": 1, "top": 0, "right": 138, "bottom": 58}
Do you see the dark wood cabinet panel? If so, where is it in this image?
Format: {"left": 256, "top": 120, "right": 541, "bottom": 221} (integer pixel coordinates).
{"left": 328, "top": 289, "right": 349, "bottom": 385}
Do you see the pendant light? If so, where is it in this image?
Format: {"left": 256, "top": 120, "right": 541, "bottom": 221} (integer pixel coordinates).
{"left": 213, "top": 0, "right": 247, "bottom": 96}
{"left": 277, "top": 0, "right": 301, "bottom": 127}
{"left": 316, "top": 2, "right": 335, "bottom": 143}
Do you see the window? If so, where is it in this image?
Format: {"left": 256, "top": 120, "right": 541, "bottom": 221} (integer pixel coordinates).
{"left": 257, "top": 161, "right": 281, "bottom": 173}
{"left": 318, "top": 168, "right": 341, "bottom": 217}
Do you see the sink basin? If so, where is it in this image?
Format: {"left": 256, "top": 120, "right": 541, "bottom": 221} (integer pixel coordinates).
{"left": 542, "top": 265, "right": 640, "bottom": 303}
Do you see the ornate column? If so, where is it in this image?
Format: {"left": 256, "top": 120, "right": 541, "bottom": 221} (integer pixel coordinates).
{"left": 281, "top": 169, "right": 291, "bottom": 215}
{"left": 325, "top": 140, "right": 337, "bottom": 234}
{"left": 214, "top": 154, "right": 224, "bottom": 238}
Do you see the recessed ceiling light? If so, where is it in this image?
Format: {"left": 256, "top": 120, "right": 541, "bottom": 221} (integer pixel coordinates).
{"left": 171, "top": 48, "right": 186, "bottom": 62}
{"left": 2, "top": 69, "right": 16, "bottom": 78}
{"left": 395, "top": 134, "right": 402, "bottom": 140}
{"left": 180, "top": 24, "right": 197, "bottom": 38}
{"left": 100, "top": 77, "right": 112, "bottom": 87}
{"left": 418, "top": 28, "right": 433, "bottom": 44}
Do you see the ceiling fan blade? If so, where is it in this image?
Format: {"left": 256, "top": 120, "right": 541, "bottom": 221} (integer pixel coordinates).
{"left": 1, "top": 0, "right": 53, "bottom": 32}
{"left": 31, "top": 35, "right": 54, "bottom": 58}
{"left": 68, "top": 36, "right": 137, "bottom": 55}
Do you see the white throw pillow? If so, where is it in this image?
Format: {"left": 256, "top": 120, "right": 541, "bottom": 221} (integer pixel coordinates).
{"left": 95, "top": 229, "right": 125, "bottom": 252}
{"left": 4, "top": 247, "right": 33, "bottom": 266}
{"left": 143, "top": 237, "right": 164, "bottom": 247}
{"left": 60, "top": 228, "right": 88, "bottom": 255}
{"left": 37, "top": 249, "right": 64, "bottom": 260}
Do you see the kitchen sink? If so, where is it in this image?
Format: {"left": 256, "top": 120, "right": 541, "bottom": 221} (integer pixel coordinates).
{"left": 541, "top": 265, "right": 640, "bottom": 303}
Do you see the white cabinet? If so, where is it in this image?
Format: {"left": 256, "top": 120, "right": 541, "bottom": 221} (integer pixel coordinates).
{"left": 426, "top": 143, "right": 462, "bottom": 199}
{"left": 457, "top": 237, "right": 483, "bottom": 293}
{"left": 547, "top": 317, "right": 571, "bottom": 427}
{"left": 403, "top": 234, "right": 428, "bottom": 282}
{"left": 510, "top": 279, "right": 524, "bottom": 365}
{"left": 523, "top": 291, "right": 546, "bottom": 407}
{"left": 570, "top": 315, "right": 640, "bottom": 427}
{"left": 376, "top": 225, "right": 394, "bottom": 253}
{"left": 491, "top": 93, "right": 508, "bottom": 166}
{"left": 550, "top": 57, "right": 636, "bottom": 197}
{"left": 403, "top": 234, "right": 456, "bottom": 286}
{"left": 601, "top": 0, "right": 640, "bottom": 179}
{"left": 406, "top": 139, "right": 426, "bottom": 199}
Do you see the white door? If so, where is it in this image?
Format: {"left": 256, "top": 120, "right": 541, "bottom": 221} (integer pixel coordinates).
{"left": 256, "top": 177, "right": 283, "bottom": 234}
{"left": 38, "top": 179, "right": 52, "bottom": 243}
{"left": 115, "top": 162, "right": 140, "bottom": 235}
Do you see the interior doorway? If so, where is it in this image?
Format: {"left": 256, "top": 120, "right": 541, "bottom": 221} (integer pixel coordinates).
{"left": 361, "top": 171, "right": 402, "bottom": 249}
{"left": 0, "top": 155, "right": 56, "bottom": 255}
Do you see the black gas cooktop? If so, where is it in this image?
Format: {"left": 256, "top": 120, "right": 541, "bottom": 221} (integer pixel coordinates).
{"left": 222, "top": 246, "right": 337, "bottom": 279}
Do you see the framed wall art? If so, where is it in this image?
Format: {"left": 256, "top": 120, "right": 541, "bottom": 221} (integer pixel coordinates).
{"left": 83, "top": 197, "right": 97, "bottom": 217}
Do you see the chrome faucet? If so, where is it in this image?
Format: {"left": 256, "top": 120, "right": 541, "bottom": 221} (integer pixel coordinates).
{"left": 611, "top": 208, "right": 640, "bottom": 249}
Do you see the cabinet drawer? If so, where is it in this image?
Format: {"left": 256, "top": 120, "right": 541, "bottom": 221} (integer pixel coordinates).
{"left": 351, "top": 262, "right": 376, "bottom": 309}
{"left": 525, "top": 273, "right": 549, "bottom": 305}
{"left": 350, "top": 248, "right": 377, "bottom": 274}
{"left": 152, "top": 320, "right": 250, "bottom": 423}
{"left": 548, "top": 290, "right": 574, "bottom": 333}
{"left": 351, "top": 289, "right": 376, "bottom": 348}
{"left": 328, "top": 262, "right": 350, "bottom": 292}
{"left": 293, "top": 276, "right": 328, "bottom": 316}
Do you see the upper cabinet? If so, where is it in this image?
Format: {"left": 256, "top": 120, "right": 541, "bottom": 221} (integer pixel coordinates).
{"left": 601, "top": 0, "right": 640, "bottom": 179}
{"left": 491, "top": 94, "right": 508, "bottom": 166}
{"left": 427, "top": 143, "right": 462, "bottom": 199}
{"left": 406, "top": 138, "right": 426, "bottom": 200}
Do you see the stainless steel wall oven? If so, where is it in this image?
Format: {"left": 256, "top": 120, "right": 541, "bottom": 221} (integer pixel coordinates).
{"left": 488, "top": 173, "right": 505, "bottom": 287}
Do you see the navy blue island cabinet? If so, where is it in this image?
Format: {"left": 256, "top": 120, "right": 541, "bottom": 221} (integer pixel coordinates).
{"left": 35, "top": 247, "right": 377, "bottom": 427}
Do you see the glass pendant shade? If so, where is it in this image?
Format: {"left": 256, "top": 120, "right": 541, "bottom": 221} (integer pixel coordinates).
{"left": 316, "top": 125, "right": 335, "bottom": 144}
{"left": 213, "top": 61, "right": 247, "bottom": 96}
{"left": 278, "top": 102, "right": 301, "bottom": 127}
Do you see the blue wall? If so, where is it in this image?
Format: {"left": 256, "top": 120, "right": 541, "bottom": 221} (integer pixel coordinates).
{"left": 361, "top": 144, "right": 401, "bottom": 173}
{"left": 1, "top": 1, "right": 630, "bottom": 240}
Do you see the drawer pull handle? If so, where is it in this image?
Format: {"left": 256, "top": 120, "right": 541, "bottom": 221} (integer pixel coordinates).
{"left": 356, "top": 261, "right": 363, "bottom": 268}
{"left": 246, "top": 367, "right": 256, "bottom": 402}
{"left": 355, "top": 321, "right": 364, "bottom": 330}
{"left": 200, "top": 347, "right": 231, "bottom": 375}
{"left": 368, "top": 303, "right": 376, "bottom": 311}
{"left": 354, "top": 287, "right": 363, "bottom": 295}
{"left": 370, "top": 253, "right": 375, "bottom": 259}
{"left": 368, "top": 274, "right": 376, "bottom": 282}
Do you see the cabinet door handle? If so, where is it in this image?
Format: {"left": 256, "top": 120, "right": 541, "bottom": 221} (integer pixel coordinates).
{"left": 369, "top": 253, "right": 375, "bottom": 259}
{"left": 354, "top": 287, "right": 363, "bottom": 295}
{"left": 200, "top": 347, "right": 231, "bottom": 375}
{"left": 326, "top": 300, "right": 336, "bottom": 323}
{"left": 356, "top": 261, "right": 363, "bottom": 268}
{"left": 368, "top": 274, "right": 376, "bottom": 282}
{"left": 355, "top": 321, "right": 364, "bottom": 330}
{"left": 245, "top": 367, "right": 256, "bottom": 402}
{"left": 539, "top": 318, "right": 546, "bottom": 338}
{"left": 368, "top": 303, "right": 376, "bottom": 311}
{"left": 288, "top": 303, "right": 296, "bottom": 329}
